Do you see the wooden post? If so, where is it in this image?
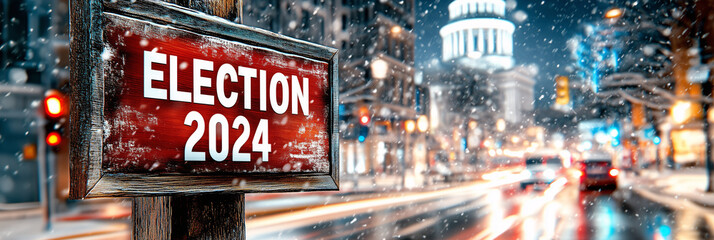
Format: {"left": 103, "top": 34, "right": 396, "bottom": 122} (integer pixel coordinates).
{"left": 133, "top": 2, "right": 246, "bottom": 239}
{"left": 133, "top": 194, "right": 245, "bottom": 239}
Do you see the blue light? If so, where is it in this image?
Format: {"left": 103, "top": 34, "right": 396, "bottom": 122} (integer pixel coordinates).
{"left": 358, "top": 135, "right": 365, "bottom": 143}
{"left": 611, "top": 138, "right": 620, "bottom": 147}
{"left": 609, "top": 127, "right": 619, "bottom": 138}
{"left": 659, "top": 224, "right": 672, "bottom": 238}
{"left": 653, "top": 136, "right": 661, "bottom": 145}
{"left": 644, "top": 127, "right": 656, "bottom": 139}
{"left": 338, "top": 104, "right": 345, "bottom": 115}
{"left": 592, "top": 68, "right": 599, "bottom": 93}
{"left": 611, "top": 49, "right": 619, "bottom": 70}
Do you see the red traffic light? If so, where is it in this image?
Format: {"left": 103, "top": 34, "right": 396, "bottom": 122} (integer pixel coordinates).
{"left": 360, "top": 115, "right": 370, "bottom": 125}
{"left": 46, "top": 132, "right": 62, "bottom": 146}
{"left": 44, "top": 91, "right": 66, "bottom": 118}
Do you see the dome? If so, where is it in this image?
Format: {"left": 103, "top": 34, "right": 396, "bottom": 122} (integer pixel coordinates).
{"left": 440, "top": 0, "right": 515, "bottom": 71}
{"left": 448, "top": 0, "right": 507, "bottom": 20}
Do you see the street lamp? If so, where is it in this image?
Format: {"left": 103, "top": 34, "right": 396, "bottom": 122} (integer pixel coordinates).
{"left": 417, "top": 115, "right": 429, "bottom": 132}
{"left": 671, "top": 100, "right": 693, "bottom": 124}
{"left": 604, "top": 8, "right": 623, "bottom": 19}
{"left": 391, "top": 25, "right": 402, "bottom": 35}
{"left": 371, "top": 59, "right": 389, "bottom": 79}
{"left": 405, "top": 120, "right": 416, "bottom": 133}
{"left": 496, "top": 119, "right": 506, "bottom": 132}
{"left": 468, "top": 120, "right": 477, "bottom": 129}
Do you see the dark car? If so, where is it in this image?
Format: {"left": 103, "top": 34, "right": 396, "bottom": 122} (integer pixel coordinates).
{"left": 577, "top": 157, "right": 618, "bottom": 190}
{"left": 520, "top": 155, "right": 563, "bottom": 190}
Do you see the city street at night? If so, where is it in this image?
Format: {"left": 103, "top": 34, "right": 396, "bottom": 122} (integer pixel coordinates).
{"left": 4, "top": 167, "right": 714, "bottom": 239}
{"left": 5, "top": 0, "right": 714, "bottom": 239}
{"left": 246, "top": 168, "right": 714, "bottom": 240}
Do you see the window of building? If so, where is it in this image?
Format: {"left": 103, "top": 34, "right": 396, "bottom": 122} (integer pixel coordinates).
{"left": 463, "top": 29, "right": 468, "bottom": 55}
{"left": 6, "top": 0, "right": 28, "bottom": 62}
{"left": 315, "top": 15, "right": 325, "bottom": 42}
{"left": 342, "top": 14, "right": 348, "bottom": 31}
{"left": 363, "top": 9, "right": 369, "bottom": 23}
{"left": 394, "top": 39, "right": 400, "bottom": 58}
{"left": 474, "top": 34, "right": 480, "bottom": 52}
{"left": 302, "top": 9, "right": 310, "bottom": 30}
{"left": 341, "top": 40, "right": 348, "bottom": 50}
{"left": 285, "top": 2, "right": 293, "bottom": 15}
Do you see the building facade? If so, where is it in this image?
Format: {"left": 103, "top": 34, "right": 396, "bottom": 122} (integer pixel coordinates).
{"left": 243, "top": 0, "right": 418, "bottom": 180}
{"left": 494, "top": 66, "right": 535, "bottom": 125}
{"left": 422, "top": 0, "right": 535, "bottom": 167}
{"left": 437, "top": 0, "right": 533, "bottom": 127}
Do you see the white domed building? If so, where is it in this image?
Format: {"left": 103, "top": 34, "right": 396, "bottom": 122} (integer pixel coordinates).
{"left": 427, "top": 0, "right": 535, "bottom": 128}
{"left": 440, "top": 0, "right": 516, "bottom": 71}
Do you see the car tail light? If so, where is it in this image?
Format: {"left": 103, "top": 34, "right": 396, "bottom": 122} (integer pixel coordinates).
{"left": 573, "top": 169, "right": 583, "bottom": 178}
{"left": 609, "top": 168, "right": 619, "bottom": 177}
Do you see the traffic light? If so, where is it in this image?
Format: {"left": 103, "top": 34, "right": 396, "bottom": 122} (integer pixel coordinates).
{"left": 358, "top": 125, "right": 369, "bottom": 143}
{"left": 555, "top": 75, "right": 569, "bottom": 106}
{"left": 360, "top": 115, "right": 370, "bottom": 125}
{"left": 43, "top": 90, "right": 67, "bottom": 151}
{"left": 358, "top": 106, "right": 371, "bottom": 125}
{"left": 357, "top": 107, "right": 370, "bottom": 142}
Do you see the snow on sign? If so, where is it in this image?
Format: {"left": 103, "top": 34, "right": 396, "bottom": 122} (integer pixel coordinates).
{"left": 70, "top": 1, "right": 338, "bottom": 198}
{"left": 103, "top": 14, "right": 330, "bottom": 173}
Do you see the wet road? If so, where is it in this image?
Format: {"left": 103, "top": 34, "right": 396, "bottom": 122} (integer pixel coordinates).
{"left": 247, "top": 170, "right": 714, "bottom": 240}
{"left": 493, "top": 174, "right": 714, "bottom": 240}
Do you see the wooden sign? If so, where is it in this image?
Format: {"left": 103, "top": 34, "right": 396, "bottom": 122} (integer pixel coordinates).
{"left": 70, "top": 0, "right": 338, "bottom": 198}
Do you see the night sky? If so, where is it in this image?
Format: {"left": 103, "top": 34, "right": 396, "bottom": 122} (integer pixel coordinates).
{"left": 415, "top": 0, "right": 618, "bottom": 108}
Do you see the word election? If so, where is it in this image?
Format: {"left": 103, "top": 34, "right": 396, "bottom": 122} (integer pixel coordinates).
{"left": 142, "top": 50, "right": 311, "bottom": 163}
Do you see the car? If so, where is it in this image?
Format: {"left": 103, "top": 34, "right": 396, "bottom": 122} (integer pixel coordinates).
{"left": 520, "top": 155, "right": 563, "bottom": 190}
{"left": 577, "top": 155, "right": 618, "bottom": 190}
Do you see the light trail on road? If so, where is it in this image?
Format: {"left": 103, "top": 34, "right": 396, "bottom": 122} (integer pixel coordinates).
{"left": 247, "top": 175, "right": 526, "bottom": 237}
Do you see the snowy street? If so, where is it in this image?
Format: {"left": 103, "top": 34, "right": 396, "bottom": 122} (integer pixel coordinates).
{"left": 3, "top": 167, "right": 714, "bottom": 239}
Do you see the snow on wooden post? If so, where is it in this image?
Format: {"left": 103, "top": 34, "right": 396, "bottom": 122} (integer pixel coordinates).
{"left": 70, "top": 0, "right": 338, "bottom": 239}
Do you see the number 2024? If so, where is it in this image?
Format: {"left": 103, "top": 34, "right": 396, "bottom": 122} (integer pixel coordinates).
{"left": 183, "top": 111, "right": 272, "bottom": 162}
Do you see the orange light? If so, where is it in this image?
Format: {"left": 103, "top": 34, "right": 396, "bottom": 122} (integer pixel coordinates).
{"left": 555, "top": 75, "right": 570, "bottom": 105}
{"left": 609, "top": 168, "right": 619, "bottom": 177}
{"left": 23, "top": 144, "right": 37, "bottom": 160}
{"left": 404, "top": 120, "right": 416, "bottom": 133}
{"left": 417, "top": 115, "right": 429, "bottom": 132}
{"left": 573, "top": 169, "right": 583, "bottom": 178}
{"left": 45, "top": 96, "right": 64, "bottom": 118}
{"left": 604, "top": 8, "right": 623, "bottom": 19}
{"left": 360, "top": 115, "right": 370, "bottom": 125}
{"left": 46, "top": 132, "right": 61, "bottom": 146}
{"left": 671, "top": 101, "right": 693, "bottom": 124}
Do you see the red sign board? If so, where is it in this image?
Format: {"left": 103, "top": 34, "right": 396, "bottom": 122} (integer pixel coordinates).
{"left": 103, "top": 14, "right": 330, "bottom": 174}
{"left": 70, "top": 2, "right": 338, "bottom": 198}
